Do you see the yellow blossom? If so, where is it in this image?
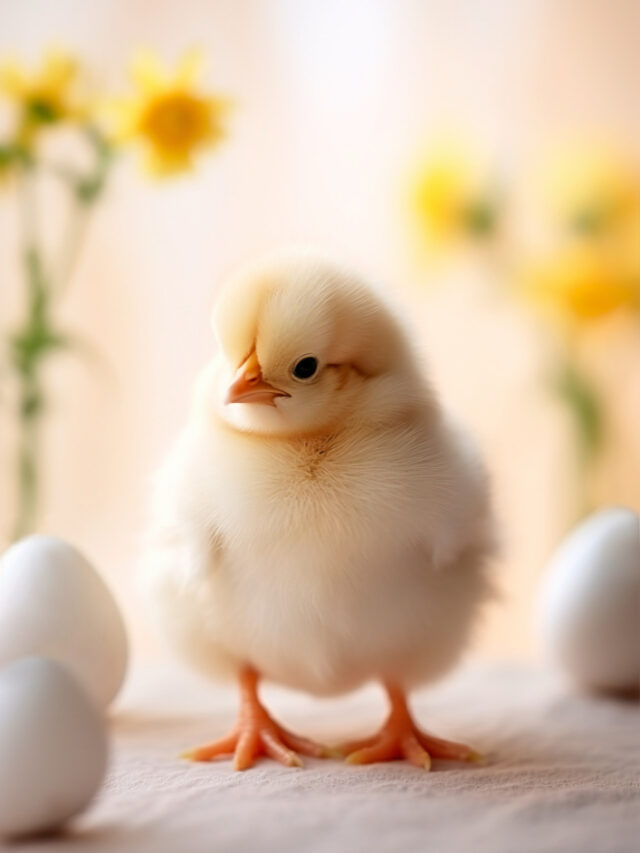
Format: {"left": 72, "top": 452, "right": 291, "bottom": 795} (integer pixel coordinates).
{"left": 523, "top": 240, "right": 639, "bottom": 324}
{"left": 0, "top": 49, "right": 84, "bottom": 141}
{"left": 111, "top": 50, "right": 229, "bottom": 175}
{"left": 524, "top": 142, "right": 640, "bottom": 326}
{"left": 411, "top": 139, "right": 498, "bottom": 249}
{"left": 543, "top": 143, "right": 639, "bottom": 236}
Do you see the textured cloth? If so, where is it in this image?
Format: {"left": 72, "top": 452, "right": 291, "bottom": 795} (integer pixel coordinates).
{"left": 10, "top": 662, "right": 640, "bottom": 853}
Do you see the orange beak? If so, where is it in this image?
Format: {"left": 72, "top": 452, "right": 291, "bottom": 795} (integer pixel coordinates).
{"left": 225, "top": 350, "right": 290, "bottom": 407}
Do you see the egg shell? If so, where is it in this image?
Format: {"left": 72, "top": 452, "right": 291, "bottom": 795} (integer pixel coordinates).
{"left": 0, "top": 536, "right": 128, "bottom": 709}
{"left": 539, "top": 507, "right": 640, "bottom": 693}
{"left": 0, "top": 656, "right": 108, "bottom": 839}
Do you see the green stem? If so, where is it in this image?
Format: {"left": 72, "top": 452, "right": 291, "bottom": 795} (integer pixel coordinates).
{"left": 549, "top": 355, "right": 604, "bottom": 519}
{"left": 56, "top": 194, "right": 90, "bottom": 295}
{"left": 54, "top": 127, "right": 113, "bottom": 299}
{"left": 13, "top": 376, "right": 42, "bottom": 540}
{"left": 12, "top": 243, "right": 48, "bottom": 540}
{"left": 8, "top": 128, "right": 112, "bottom": 541}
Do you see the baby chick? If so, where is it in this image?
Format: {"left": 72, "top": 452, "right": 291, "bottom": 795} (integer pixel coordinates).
{"left": 142, "top": 252, "right": 495, "bottom": 771}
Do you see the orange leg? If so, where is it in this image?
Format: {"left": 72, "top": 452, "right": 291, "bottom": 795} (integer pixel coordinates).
{"left": 182, "top": 667, "right": 330, "bottom": 771}
{"left": 340, "top": 682, "right": 482, "bottom": 770}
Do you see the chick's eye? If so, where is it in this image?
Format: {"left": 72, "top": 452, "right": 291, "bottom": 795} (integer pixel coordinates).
{"left": 292, "top": 356, "right": 318, "bottom": 381}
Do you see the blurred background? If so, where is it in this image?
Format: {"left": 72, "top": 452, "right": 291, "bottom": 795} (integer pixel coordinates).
{"left": 0, "top": 0, "right": 638, "bottom": 664}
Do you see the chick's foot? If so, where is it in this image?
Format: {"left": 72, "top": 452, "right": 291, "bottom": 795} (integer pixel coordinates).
{"left": 341, "top": 683, "right": 482, "bottom": 770}
{"left": 181, "top": 666, "right": 330, "bottom": 771}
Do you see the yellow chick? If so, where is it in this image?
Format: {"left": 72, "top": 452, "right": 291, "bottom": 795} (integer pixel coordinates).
{"left": 142, "top": 252, "right": 496, "bottom": 771}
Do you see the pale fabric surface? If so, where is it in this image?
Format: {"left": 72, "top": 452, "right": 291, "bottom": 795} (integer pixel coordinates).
{"left": 9, "top": 662, "right": 639, "bottom": 853}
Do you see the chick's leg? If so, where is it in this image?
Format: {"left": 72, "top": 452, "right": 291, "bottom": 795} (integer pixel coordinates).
{"left": 341, "top": 682, "right": 481, "bottom": 770}
{"left": 182, "top": 666, "right": 329, "bottom": 770}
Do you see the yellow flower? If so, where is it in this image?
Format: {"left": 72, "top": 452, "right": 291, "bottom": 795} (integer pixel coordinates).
{"left": 544, "top": 143, "right": 639, "bottom": 237}
{"left": 0, "top": 49, "right": 84, "bottom": 141}
{"left": 411, "top": 139, "right": 497, "bottom": 249}
{"left": 524, "top": 142, "right": 640, "bottom": 326}
{"left": 111, "top": 50, "right": 228, "bottom": 175}
{"left": 523, "top": 240, "right": 639, "bottom": 324}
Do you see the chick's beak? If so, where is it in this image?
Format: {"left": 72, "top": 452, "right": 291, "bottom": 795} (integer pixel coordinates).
{"left": 225, "top": 350, "right": 289, "bottom": 407}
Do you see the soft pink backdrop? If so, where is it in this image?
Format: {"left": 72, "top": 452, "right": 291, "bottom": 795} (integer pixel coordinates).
{"left": 0, "top": 0, "right": 638, "bottom": 662}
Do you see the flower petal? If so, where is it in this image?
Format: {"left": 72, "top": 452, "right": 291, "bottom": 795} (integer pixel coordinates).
{"left": 0, "top": 59, "right": 27, "bottom": 97}
{"left": 40, "top": 49, "right": 77, "bottom": 94}
{"left": 175, "top": 48, "right": 204, "bottom": 88}
{"left": 131, "top": 49, "right": 166, "bottom": 94}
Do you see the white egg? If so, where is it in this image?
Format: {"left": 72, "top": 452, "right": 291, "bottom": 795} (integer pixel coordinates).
{"left": 0, "top": 536, "right": 128, "bottom": 709}
{"left": 538, "top": 506, "right": 640, "bottom": 693}
{"left": 0, "top": 657, "right": 108, "bottom": 839}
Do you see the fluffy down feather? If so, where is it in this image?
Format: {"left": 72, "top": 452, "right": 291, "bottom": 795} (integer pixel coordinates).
{"left": 141, "top": 252, "right": 495, "bottom": 697}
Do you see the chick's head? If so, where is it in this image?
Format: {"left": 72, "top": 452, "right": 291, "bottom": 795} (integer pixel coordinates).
{"left": 210, "top": 252, "right": 422, "bottom": 436}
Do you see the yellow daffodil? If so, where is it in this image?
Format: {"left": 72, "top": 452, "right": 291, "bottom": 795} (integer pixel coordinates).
{"left": 411, "top": 139, "right": 498, "bottom": 250}
{"left": 0, "top": 49, "right": 84, "bottom": 142}
{"left": 523, "top": 240, "right": 639, "bottom": 324}
{"left": 523, "top": 142, "right": 640, "bottom": 326}
{"left": 111, "top": 50, "right": 228, "bottom": 175}
{"left": 543, "top": 143, "right": 640, "bottom": 237}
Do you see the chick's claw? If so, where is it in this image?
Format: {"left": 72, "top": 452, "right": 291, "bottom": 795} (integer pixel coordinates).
{"left": 181, "top": 732, "right": 237, "bottom": 762}
{"left": 341, "top": 683, "right": 481, "bottom": 770}
{"left": 183, "top": 717, "right": 327, "bottom": 770}
{"left": 343, "top": 730, "right": 432, "bottom": 770}
{"left": 181, "top": 667, "right": 331, "bottom": 770}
